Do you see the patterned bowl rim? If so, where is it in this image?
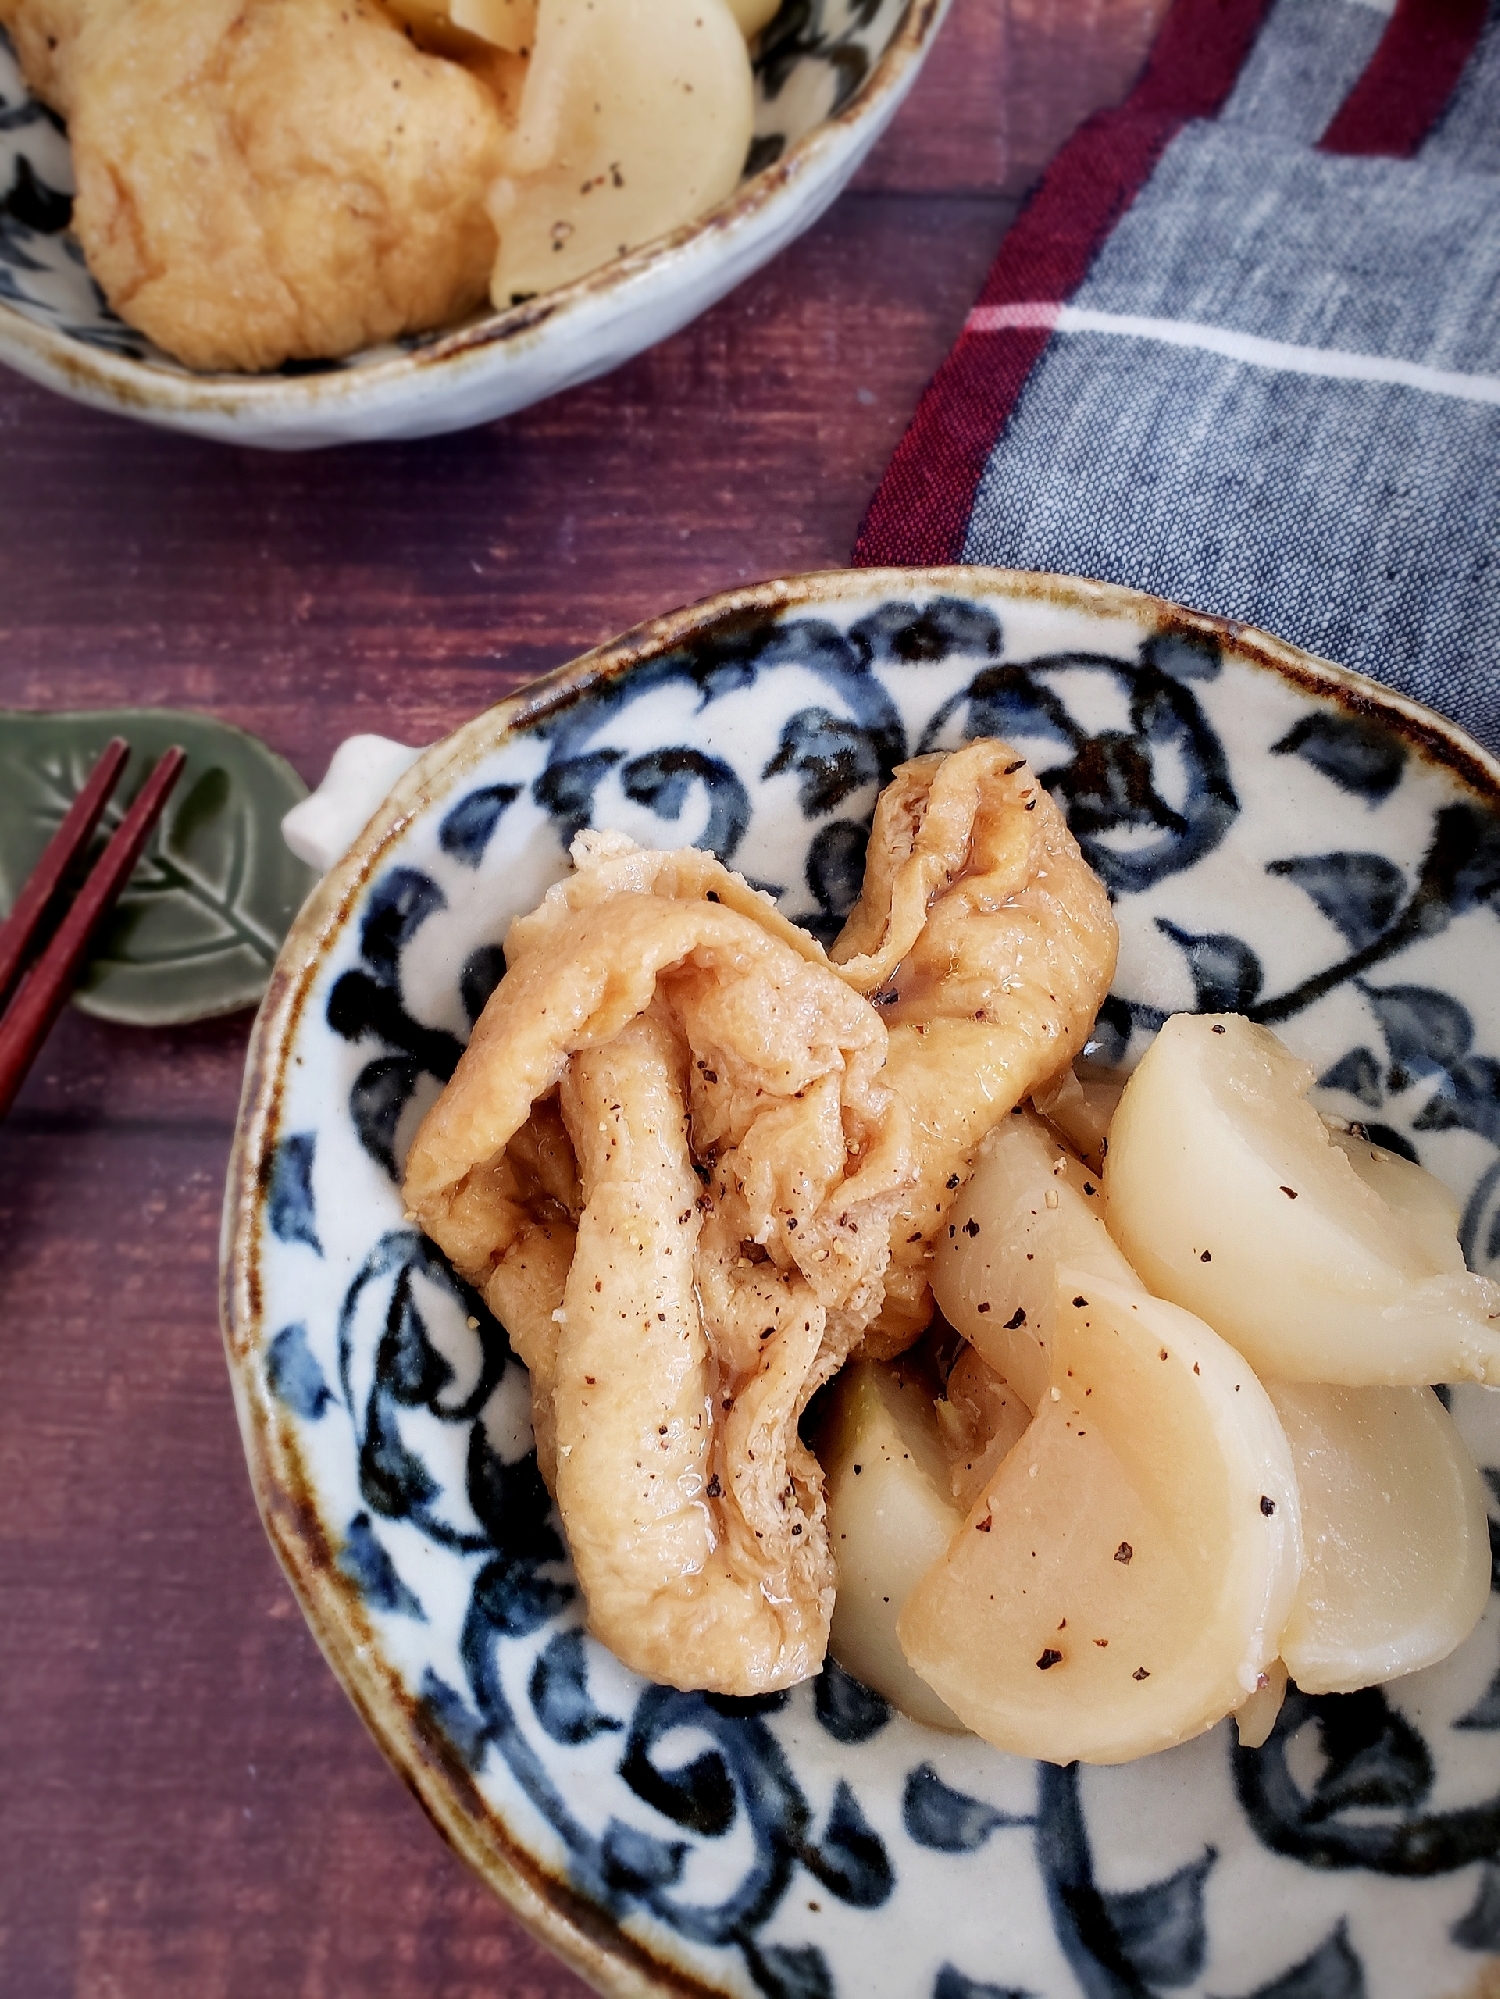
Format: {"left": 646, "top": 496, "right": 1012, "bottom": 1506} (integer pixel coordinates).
{"left": 219, "top": 564, "right": 1500, "bottom": 1999}
{"left": 0, "top": 0, "right": 945, "bottom": 425}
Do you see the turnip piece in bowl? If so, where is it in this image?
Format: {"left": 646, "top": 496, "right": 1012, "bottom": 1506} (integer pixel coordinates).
{"left": 1104, "top": 1014, "right": 1500, "bottom": 1385}
{"left": 899, "top": 1269, "right": 1303, "bottom": 1766}
{"left": 819, "top": 1359, "right": 966, "bottom": 1732}
{"left": 1266, "top": 1379, "right": 1491, "bottom": 1693}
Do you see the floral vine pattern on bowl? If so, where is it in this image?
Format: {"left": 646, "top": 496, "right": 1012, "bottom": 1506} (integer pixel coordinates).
{"left": 230, "top": 574, "right": 1500, "bottom": 1999}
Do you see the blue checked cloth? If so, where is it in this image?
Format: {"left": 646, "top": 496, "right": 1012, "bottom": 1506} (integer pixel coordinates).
{"left": 858, "top": 0, "right": 1500, "bottom": 752}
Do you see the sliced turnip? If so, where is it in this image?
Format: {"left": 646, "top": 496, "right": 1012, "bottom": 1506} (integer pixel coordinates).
{"left": 1104, "top": 1014, "right": 1500, "bottom": 1385}
{"left": 933, "top": 1109, "right": 1135, "bottom": 1408}
{"left": 1328, "top": 1128, "right": 1465, "bottom": 1264}
{"left": 1234, "top": 1658, "right": 1287, "bottom": 1748}
{"left": 724, "top": 0, "right": 780, "bottom": 31}
{"left": 819, "top": 1360, "right": 966, "bottom": 1731}
{"left": 1030, "top": 1064, "right": 1123, "bottom": 1171}
{"left": 1266, "top": 1380, "right": 1491, "bottom": 1692}
{"left": 899, "top": 1270, "right": 1302, "bottom": 1765}
{"left": 487, "top": 0, "right": 753, "bottom": 302}
{"left": 935, "top": 1344, "right": 1032, "bottom": 1512}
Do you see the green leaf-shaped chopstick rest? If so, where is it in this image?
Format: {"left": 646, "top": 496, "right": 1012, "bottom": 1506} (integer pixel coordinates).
{"left": 0, "top": 710, "right": 316, "bottom": 1026}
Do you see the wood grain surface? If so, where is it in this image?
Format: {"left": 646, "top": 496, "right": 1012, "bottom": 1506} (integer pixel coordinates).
{"left": 0, "top": 2, "right": 1166, "bottom": 1991}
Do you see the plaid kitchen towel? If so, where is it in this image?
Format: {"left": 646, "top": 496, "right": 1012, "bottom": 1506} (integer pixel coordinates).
{"left": 855, "top": 0, "right": 1500, "bottom": 751}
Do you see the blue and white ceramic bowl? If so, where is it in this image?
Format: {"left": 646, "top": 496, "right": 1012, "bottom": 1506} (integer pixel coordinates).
{"left": 0, "top": 0, "right": 945, "bottom": 449}
{"left": 223, "top": 569, "right": 1500, "bottom": 1998}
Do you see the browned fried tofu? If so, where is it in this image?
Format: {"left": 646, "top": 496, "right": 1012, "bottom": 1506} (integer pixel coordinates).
{"left": 6, "top": 0, "right": 507, "bottom": 371}
{"left": 0, "top": 0, "right": 120, "bottom": 112}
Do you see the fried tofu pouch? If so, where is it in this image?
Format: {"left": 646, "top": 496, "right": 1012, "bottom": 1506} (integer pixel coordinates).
{"left": 404, "top": 832, "right": 915, "bottom": 1695}
{"left": 7, "top": 0, "right": 507, "bottom": 371}
{"left": 0, "top": 0, "right": 117, "bottom": 112}
{"left": 831, "top": 742, "right": 1119, "bottom": 1354}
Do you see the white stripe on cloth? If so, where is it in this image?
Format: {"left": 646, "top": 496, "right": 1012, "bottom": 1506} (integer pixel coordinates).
{"left": 964, "top": 303, "right": 1500, "bottom": 406}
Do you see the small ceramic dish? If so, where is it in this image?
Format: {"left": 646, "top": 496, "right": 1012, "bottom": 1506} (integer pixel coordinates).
{"left": 0, "top": 0, "right": 945, "bottom": 449}
{"left": 223, "top": 568, "right": 1500, "bottom": 1999}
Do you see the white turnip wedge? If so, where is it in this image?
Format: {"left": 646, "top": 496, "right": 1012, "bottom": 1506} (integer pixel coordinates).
{"left": 1030, "top": 1065, "right": 1123, "bottom": 1172}
{"left": 1265, "top": 1380, "right": 1491, "bottom": 1693}
{"left": 725, "top": 0, "right": 780, "bottom": 31}
{"left": 820, "top": 1361, "right": 966, "bottom": 1730}
{"left": 487, "top": 0, "right": 754, "bottom": 303}
{"left": 899, "top": 1270, "right": 1302, "bottom": 1765}
{"left": 453, "top": 0, "right": 537, "bottom": 45}
{"left": 1234, "top": 1657, "right": 1288, "bottom": 1748}
{"left": 1328, "top": 1125, "right": 1466, "bottom": 1247}
{"left": 932, "top": 1108, "right": 1136, "bottom": 1409}
{"left": 1104, "top": 1014, "right": 1500, "bottom": 1385}
{"left": 384, "top": 0, "right": 536, "bottom": 47}
{"left": 935, "top": 1344, "right": 1032, "bottom": 1513}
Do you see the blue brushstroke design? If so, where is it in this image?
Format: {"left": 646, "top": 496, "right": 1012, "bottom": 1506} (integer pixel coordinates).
{"left": 266, "top": 1132, "right": 321, "bottom": 1254}
{"left": 336, "top": 1512, "right": 425, "bottom": 1621}
{"left": 265, "top": 1322, "right": 332, "bottom": 1420}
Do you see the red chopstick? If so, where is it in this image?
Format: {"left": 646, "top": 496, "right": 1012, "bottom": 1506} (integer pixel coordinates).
{"left": 0, "top": 742, "right": 186, "bottom": 1120}
{"left": 0, "top": 736, "right": 130, "bottom": 1009}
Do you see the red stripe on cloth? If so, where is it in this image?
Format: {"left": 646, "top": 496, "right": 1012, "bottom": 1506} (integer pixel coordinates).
{"left": 854, "top": 0, "right": 1279, "bottom": 568}
{"left": 1320, "top": 0, "right": 1489, "bottom": 157}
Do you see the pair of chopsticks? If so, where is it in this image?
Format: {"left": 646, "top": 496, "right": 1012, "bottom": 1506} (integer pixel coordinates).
{"left": 0, "top": 737, "right": 185, "bottom": 1121}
